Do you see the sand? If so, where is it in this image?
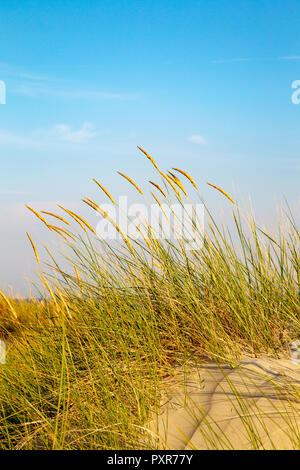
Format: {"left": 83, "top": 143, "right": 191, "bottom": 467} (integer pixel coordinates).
{"left": 146, "top": 357, "right": 300, "bottom": 450}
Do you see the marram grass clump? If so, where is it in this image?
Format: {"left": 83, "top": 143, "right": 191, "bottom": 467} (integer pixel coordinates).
{"left": 0, "top": 147, "right": 299, "bottom": 449}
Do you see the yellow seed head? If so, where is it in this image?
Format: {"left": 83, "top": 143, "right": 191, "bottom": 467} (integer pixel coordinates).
{"left": 118, "top": 172, "right": 143, "bottom": 194}
{"left": 172, "top": 168, "right": 198, "bottom": 190}
{"left": 58, "top": 205, "right": 96, "bottom": 234}
{"left": 149, "top": 181, "right": 167, "bottom": 198}
{"left": 150, "top": 191, "right": 162, "bottom": 207}
{"left": 49, "top": 225, "right": 77, "bottom": 241}
{"left": 93, "top": 179, "right": 116, "bottom": 205}
{"left": 74, "top": 265, "right": 81, "bottom": 284}
{"left": 26, "top": 232, "right": 40, "bottom": 264}
{"left": 206, "top": 182, "right": 235, "bottom": 204}
{"left": 84, "top": 197, "right": 100, "bottom": 208}
{"left": 137, "top": 146, "right": 159, "bottom": 171}
{"left": 41, "top": 211, "right": 70, "bottom": 226}
{"left": 25, "top": 205, "right": 51, "bottom": 228}
{"left": 167, "top": 172, "right": 187, "bottom": 196}
{"left": 0, "top": 290, "right": 18, "bottom": 318}
{"left": 160, "top": 172, "right": 182, "bottom": 200}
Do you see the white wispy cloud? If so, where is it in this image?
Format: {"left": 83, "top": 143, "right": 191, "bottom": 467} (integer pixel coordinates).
{"left": 212, "top": 56, "right": 300, "bottom": 64}
{"left": 13, "top": 84, "right": 136, "bottom": 100}
{"left": 0, "top": 190, "right": 31, "bottom": 196}
{"left": 212, "top": 58, "right": 251, "bottom": 64}
{"left": 0, "top": 63, "right": 48, "bottom": 81}
{"left": 278, "top": 55, "right": 300, "bottom": 60}
{"left": 0, "top": 63, "right": 136, "bottom": 100}
{"left": 0, "top": 122, "right": 106, "bottom": 147}
{"left": 0, "top": 131, "right": 36, "bottom": 146}
{"left": 187, "top": 135, "right": 206, "bottom": 145}
{"left": 52, "top": 122, "right": 97, "bottom": 143}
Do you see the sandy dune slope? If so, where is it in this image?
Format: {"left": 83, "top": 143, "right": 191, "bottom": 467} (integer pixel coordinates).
{"left": 147, "top": 357, "right": 300, "bottom": 450}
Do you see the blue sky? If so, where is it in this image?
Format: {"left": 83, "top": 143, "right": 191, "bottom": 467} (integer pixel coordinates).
{"left": 0, "top": 0, "right": 299, "bottom": 294}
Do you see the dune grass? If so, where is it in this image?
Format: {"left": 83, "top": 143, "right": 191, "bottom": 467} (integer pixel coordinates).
{"left": 0, "top": 148, "right": 299, "bottom": 449}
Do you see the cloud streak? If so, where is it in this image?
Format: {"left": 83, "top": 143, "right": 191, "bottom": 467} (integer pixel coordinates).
{"left": 278, "top": 55, "right": 300, "bottom": 60}
{"left": 13, "top": 84, "right": 137, "bottom": 100}
{"left": 52, "top": 122, "right": 97, "bottom": 143}
{"left": 0, "top": 122, "right": 108, "bottom": 147}
{"left": 212, "top": 58, "right": 252, "bottom": 64}
{"left": 0, "top": 63, "right": 137, "bottom": 100}
{"left": 187, "top": 135, "right": 206, "bottom": 145}
{"left": 212, "top": 56, "right": 300, "bottom": 64}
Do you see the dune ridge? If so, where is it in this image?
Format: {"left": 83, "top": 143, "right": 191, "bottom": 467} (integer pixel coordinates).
{"left": 147, "top": 357, "right": 300, "bottom": 450}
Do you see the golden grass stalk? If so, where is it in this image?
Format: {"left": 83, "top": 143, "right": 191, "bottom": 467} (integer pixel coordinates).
{"left": 149, "top": 181, "right": 167, "bottom": 198}
{"left": 0, "top": 290, "right": 18, "bottom": 319}
{"left": 117, "top": 172, "right": 143, "bottom": 194}
{"left": 26, "top": 232, "right": 40, "bottom": 264}
{"left": 172, "top": 168, "right": 198, "bottom": 190}
{"left": 58, "top": 205, "right": 96, "bottom": 235}
{"left": 92, "top": 179, "right": 116, "bottom": 205}
{"left": 50, "top": 228, "right": 69, "bottom": 243}
{"left": 82, "top": 198, "right": 105, "bottom": 215}
{"left": 56, "top": 288, "right": 72, "bottom": 318}
{"left": 74, "top": 265, "right": 81, "bottom": 284}
{"left": 25, "top": 205, "right": 51, "bottom": 228}
{"left": 168, "top": 171, "right": 180, "bottom": 181}
{"left": 207, "top": 182, "right": 235, "bottom": 204}
{"left": 70, "top": 214, "right": 96, "bottom": 235}
{"left": 150, "top": 191, "right": 168, "bottom": 220}
{"left": 41, "top": 211, "right": 71, "bottom": 226}
{"left": 137, "top": 146, "right": 160, "bottom": 171}
{"left": 84, "top": 197, "right": 100, "bottom": 208}
{"left": 40, "top": 273, "right": 58, "bottom": 309}
{"left": 82, "top": 200, "right": 115, "bottom": 226}
{"left": 135, "top": 226, "right": 154, "bottom": 254}
{"left": 150, "top": 191, "right": 162, "bottom": 207}
{"left": 82, "top": 199, "right": 135, "bottom": 253}
{"left": 145, "top": 221, "right": 160, "bottom": 252}
{"left": 167, "top": 172, "right": 188, "bottom": 196}
{"left": 159, "top": 172, "right": 182, "bottom": 200}
{"left": 49, "top": 225, "right": 77, "bottom": 241}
